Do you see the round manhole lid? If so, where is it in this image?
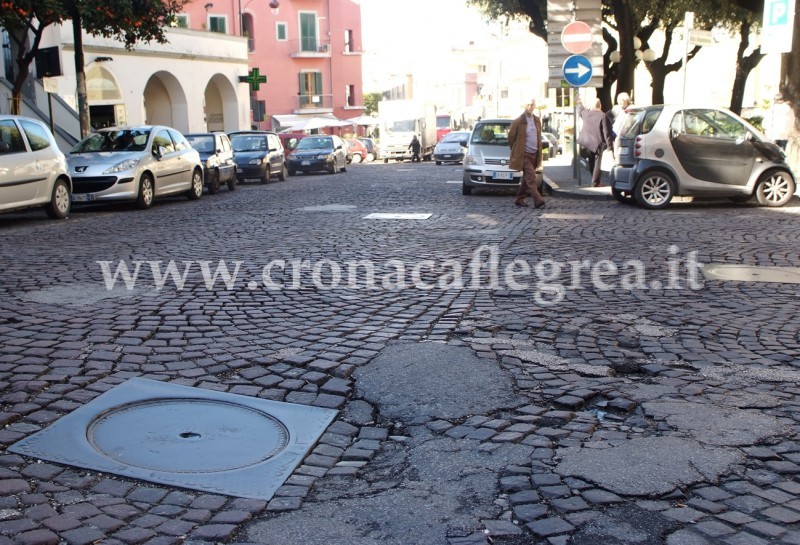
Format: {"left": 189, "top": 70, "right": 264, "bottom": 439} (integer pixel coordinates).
{"left": 87, "top": 398, "right": 289, "bottom": 473}
{"left": 702, "top": 265, "right": 800, "bottom": 284}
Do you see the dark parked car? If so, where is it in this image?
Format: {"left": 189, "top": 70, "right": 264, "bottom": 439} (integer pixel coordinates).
{"left": 185, "top": 132, "right": 236, "bottom": 193}
{"left": 228, "top": 131, "right": 287, "bottom": 183}
{"left": 611, "top": 105, "right": 796, "bottom": 209}
{"left": 287, "top": 135, "right": 348, "bottom": 175}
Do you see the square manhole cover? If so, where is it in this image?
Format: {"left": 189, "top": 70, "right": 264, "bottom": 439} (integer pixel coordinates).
{"left": 8, "top": 378, "right": 337, "bottom": 499}
{"left": 363, "top": 212, "right": 432, "bottom": 220}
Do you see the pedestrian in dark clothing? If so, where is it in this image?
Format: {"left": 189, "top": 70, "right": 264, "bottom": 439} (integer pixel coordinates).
{"left": 409, "top": 135, "right": 422, "bottom": 162}
{"left": 576, "top": 98, "right": 614, "bottom": 187}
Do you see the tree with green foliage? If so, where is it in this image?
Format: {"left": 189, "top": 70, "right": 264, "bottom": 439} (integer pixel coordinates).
{"left": 1, "top": 0, "right": 187, "bottom": 135}
{"left": 364, "top": 92, "right": 383, "bottom": 116}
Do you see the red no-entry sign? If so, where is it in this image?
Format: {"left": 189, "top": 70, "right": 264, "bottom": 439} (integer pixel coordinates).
{"left": 561, "top": 21, "right": 593, "bottom": 55}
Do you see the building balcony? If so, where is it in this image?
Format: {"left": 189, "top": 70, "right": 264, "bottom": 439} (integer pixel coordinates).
{"left": 293, "top": 94, "right": 333, "bottom": 114}
{"left": 289, "top": 39, "right": 332, "bottom": 58}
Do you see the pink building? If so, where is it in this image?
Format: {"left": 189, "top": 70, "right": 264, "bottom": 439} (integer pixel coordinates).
{"left": 180, "top": 0, "right": 365, "bottom": 131}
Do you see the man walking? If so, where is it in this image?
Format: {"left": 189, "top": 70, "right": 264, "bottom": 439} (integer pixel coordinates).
{"left": 509, "top": 98, "right": 545, "bottom": 208}
{"left": 577, "top": 98, "right": 614, "bottom": 187}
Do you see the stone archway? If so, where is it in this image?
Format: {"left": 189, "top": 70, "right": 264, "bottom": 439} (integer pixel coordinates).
{"left": 143, "top": 71, "right": 189, "bottom": 132}
{"left": 86, "top": 65, "right": 124, "bottom": 129}
{"left": 204, "top": 74, "right": 239, "bottom": 132}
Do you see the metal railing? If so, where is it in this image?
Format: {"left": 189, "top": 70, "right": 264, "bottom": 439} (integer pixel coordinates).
{"left": 296, "top": 94, "right": 333, "bottom": 110}
{"left": 287, "top": 38, "right": 331, "bottom": 57}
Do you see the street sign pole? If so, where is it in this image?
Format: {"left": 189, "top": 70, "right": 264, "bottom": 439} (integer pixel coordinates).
{"left": 573, "top": 87, "right": 579, "bottom": 183}
{"left": 682, "top": 12, "right": 694, "bottom": 104}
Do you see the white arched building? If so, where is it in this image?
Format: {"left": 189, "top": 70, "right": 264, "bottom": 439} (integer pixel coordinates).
{"left": 3, "top": 22, "right": 250, "bottom": 140}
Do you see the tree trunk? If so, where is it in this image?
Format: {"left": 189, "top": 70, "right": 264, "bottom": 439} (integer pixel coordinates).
{"left": 611, "top": 0, "right": 635, "bottom": 101}
{"left": 71, "top": 14, "right": 90, "bottom": 137}
{"left": 729, "top": 21, "right": 764, "bottom": 115}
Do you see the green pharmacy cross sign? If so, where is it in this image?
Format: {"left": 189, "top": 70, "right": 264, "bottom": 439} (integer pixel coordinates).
{"left": 240, "top": 68, "right": 267, "bottom": 91}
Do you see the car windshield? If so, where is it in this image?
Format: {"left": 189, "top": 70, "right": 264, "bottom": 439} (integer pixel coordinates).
{"left": 471, "top": 123, "right": 509, "bottom": 145}
{"left": 440, "top": 132, "right": 467, "bottom": 143}
{"left": 296, "top": 137, "right": 333, "bottom": 150}
{"left": 390, "top": 120, "right": 415, "bottom": 132}
{"left": 230, "top": 135, "right": 268, "bottom": 152}
{"left": 186, "top": 135, "right": 215, "bottom": 152}
{"left": 72, "top": 129, "right": 150, "bottom": 153}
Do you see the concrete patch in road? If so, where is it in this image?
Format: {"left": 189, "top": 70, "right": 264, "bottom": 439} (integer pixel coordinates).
{"left": 355, "top": 342, "right": 521, "bottom": 422}
{"left": 555, "top": 436, "right": 744, "bottom": 496}
{"left": 642, "top": 400, "right": 788, "bottom": 446}
{"left": 17, "top": 282, "right": 156, "bottom": 307}
{"left": 701, "top": 264, "right": 800, "bottom": 284}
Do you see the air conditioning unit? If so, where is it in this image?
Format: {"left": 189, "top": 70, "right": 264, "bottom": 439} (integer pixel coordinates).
{"left": 318, "top": 44, "right": 330, "bottom": 53}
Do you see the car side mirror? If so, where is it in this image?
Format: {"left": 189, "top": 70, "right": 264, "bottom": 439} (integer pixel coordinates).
{"left": 269, "top": 147, "right": 277, "bottom": 152}
{"left": 0, "top": 142, "right": 9, "bottom": 154}
{"left": 153, "top": 146, "right": 162, "bottom": 159}
{"left": 459, "top": 140, "right": 468, "bottom": 146}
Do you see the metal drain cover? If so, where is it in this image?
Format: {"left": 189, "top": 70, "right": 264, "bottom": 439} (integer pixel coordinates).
{"left": 701, "top": 264, "right": 800, "bottom": 284}
{"left": 9, "top": 378, "right": 337, "bottom": 499}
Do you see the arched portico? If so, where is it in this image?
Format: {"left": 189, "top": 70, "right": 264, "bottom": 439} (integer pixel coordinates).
{"left": 204, "top": 74, "right": 239, "bottom": 132}
{"left": 143, "top": 71, "right": 189, "bottom": 132}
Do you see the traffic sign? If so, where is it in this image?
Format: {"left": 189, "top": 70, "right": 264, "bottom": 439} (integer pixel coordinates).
{"left": 562, "top": 55, "right": 593, "bottom": 87}
{"left": 762, "top": 0, "right": 796, "bottom": 53}
{"left": 560, "top": 21, "right": 593, "bottom": 54}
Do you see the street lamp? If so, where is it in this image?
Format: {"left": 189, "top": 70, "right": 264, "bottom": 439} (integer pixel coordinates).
{"left": 269, "top": 0, "right": 279, "bottom": 15}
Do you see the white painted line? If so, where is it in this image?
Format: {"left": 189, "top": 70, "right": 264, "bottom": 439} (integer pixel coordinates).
{"left": 364, "top": 213, "right": 432, "bottom": 220}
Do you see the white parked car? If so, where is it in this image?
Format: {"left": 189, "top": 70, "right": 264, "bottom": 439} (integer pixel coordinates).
{"left": 68, "top": 126, "right": 204, "bottom": 209}
{"left": 434, "top": 130, "right": 471, "bottom": 165}
{"left": 462, "top": 119, "right": 521, "bottom": 195}
{"left": 0, "top": 115, "right": 72, "bottom": 219}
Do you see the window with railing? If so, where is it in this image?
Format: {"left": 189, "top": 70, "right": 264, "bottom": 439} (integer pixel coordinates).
{"left": 299, "top": 72, "right": 323, "bottom": 108}
{"left": 242, "top": 13, "right": 254, "bottom": 51}
{"left": 346, "top": 84, "right": 355, "bottom": 107}
{"left": 299, "top": 12, "right": 317, "bottom": 52}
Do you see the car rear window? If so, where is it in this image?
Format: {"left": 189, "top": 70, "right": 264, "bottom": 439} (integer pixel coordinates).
{"left": 624, "top": 107, "right": 662, "bottom": 137}
{"left": 186, "top": 135, "right": 215, "bottom": 152}
{"left": 231, "top": 135, "right": 267, "bottom": 152}
{"left": 296, "top": 137, "right": 333, "bottom": 150}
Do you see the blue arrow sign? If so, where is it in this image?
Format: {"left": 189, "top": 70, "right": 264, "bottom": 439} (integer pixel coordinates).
{"left": 562, "top": 55, "right": 593, "bottom": 87}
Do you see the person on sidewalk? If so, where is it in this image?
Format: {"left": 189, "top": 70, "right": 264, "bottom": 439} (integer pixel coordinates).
{"left": 509, "top": 98, "right": 545, "bottom": 208}
{"left": 607, "top": 92, "right": 631, "bottom": 139}
{"left": 765, "top": 93, "right": 795, "bottom": 151}
{"left": 577, "top": 97, "right": 614, "bottom": 187}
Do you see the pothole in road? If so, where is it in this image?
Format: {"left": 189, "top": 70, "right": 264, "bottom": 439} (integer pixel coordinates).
{"left": 9, "top": 377, "right": 338, "bottom": 499}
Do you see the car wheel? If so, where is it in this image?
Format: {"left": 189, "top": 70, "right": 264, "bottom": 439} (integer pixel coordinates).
{"left": 187, "top": 169, "right": 203, "bottom": 200}
{"left": 136, "top": 173, "right": 155, "bottom": 209}
{"left": 611, "top": 187, "right": 635, "bottom": 204}
{"left": 351, "top": 153, "right": 362, "bottom": 164}
{"left": 341, "top": 159, "right": 346, "bottom": 173}
{"left": 462, "top": 184, "right": 473, "bottom": 195}
{"left": 44, "top": 178, "right": 71, "bottom": 219}
{"left": 634, "top": 171, "right": 674, "bottom": 209}
{"left": 278, "top": 162, "right": 288, "bottom": 182}
{"left": 384, "top": 158, "right": 389, "bottom": 163}
{"left": 756, "top": 169, "right": 795, "bottom": 207}
{"left": 366, "top": 152, "right": 374, "bottom": 162}
{"left": 208, "top": 170, "right": 220, "bottom": 194}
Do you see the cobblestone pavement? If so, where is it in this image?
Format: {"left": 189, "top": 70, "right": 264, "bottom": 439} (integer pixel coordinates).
{"left": 1, "top": 160, "right": 800, "bottom": 545}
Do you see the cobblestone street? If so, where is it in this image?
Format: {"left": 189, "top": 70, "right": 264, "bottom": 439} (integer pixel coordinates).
{"left": 1, "top": 159, "right": 800, "bottom": 545}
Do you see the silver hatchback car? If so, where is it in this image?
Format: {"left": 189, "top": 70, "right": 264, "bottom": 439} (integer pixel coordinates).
{"left": 0, "top": 115, "right": 72, "bottom": 219}
{"left": 68, "top": 126, "right": 204, "bottom": 209}
{"left": 611, "top": 105, "right": 795, "bottom": 209}
{"left": 462, "top": 119, "right": 522, "bottom": 195}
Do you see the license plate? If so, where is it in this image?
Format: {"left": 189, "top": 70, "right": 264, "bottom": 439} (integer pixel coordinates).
{"left": 444, "top": 154, "right": 452, "bottom": 158}
{"left": 492, "top": 171, "right": 513, "bottom": 180}
{"left": 71, "top": 194, "right": 92, "bottom": 203}
{"left": 619, "top": 147, "right": 629, "bottom": 155}
{"left": 302, "top": 161, "right": 310, "bottom": 166}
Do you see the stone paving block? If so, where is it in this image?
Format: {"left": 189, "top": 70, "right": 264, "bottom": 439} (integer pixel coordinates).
{"left": 762, "top": 505, "right": 800, "bottom": 524}
{"left": 687, "top": 498, "right": 727, "bottom": 514}
{"left": 580, "top": 488, "right": 622, "bottom": 505}
{"left": 721, "top": 531, "right": 769, "bottom": 545}
{"left": 483, "top": 519, "right": 522, "bottom": 536}
{"left": 499, "top": 476, "right": 531, "bottom": 493}
{"left": 526, "top": 517, "right": 574, "bottom": 538}
{"left": 0, "top": 479, "right": 30, "bottom": 495}
{"left": 715, "top": 510, "right": 755, "bottom": 525}
{"left": 62, "top": 503, "right": 102, "bottom": 519}
{"left": 188, "top": 524, "right": 237, "bottom": 541}
{"left": 550, "top": 497, "right": 590, "bottom": 514}
{"left": 508, "top": 490, "right": 541, "bottom": 505}
{"left": 42, "top": 514, "right": 82, "bottom": 532}
{"left": 466, "top": 428, "right": 497, "bottom": 441}
{"left": 746, "top": 520, "right": 787, "bottom": 538}
{"left": 266, "top": 497, "right": 302, "bottom": 512}
{"left": 16, "top": 529, "right": 60, "bottom": 545}
{"left": 180, "top": 509, "right": 212, "bottom": 523}
{"left": 189, "top": 495, "right": 227, "bottom": 511}
{"left": 694, "top": 519, "right": 735, "bottom": 537}
{"left": 85, "top": 514, "right": 126, "bottom": 532}
{"left": 154, "top": 519, "right": 196, "bottom": 536}
{"left": 60, "top": 527, "right": 107, "bottom": 545}
{"left": 358, "top": 427, "right": 389, "bottom": 441}
{"left": 513, "top": 503, "right": 548, "bottom": 522}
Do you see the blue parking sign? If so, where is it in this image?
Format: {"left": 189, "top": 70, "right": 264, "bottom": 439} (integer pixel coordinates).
{"left": 762, "top": 0, "right": 795, "bottom": 53}
{"left": 562, "top": 55, "right": 593, "bottom": 87}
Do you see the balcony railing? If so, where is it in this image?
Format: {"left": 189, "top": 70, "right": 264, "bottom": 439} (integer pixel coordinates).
{"left": 294, "top": 94, "right": 333, "bottom": 113}
{"left": 288, "top": 38, "right": 332, "bottom": 58}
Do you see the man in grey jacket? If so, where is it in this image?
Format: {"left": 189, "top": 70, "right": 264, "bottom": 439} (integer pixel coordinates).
{"left": 576, "top": 98, "right": 614, "bottom": 187}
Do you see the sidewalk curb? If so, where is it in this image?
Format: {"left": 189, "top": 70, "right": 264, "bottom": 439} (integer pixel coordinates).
{"left": 543, "top": 176, "right": 614, "bottom": 201}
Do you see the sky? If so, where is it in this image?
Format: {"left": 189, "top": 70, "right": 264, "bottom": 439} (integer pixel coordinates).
{"left": 359, "top": 0, "right": 495, "bottom": 91}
